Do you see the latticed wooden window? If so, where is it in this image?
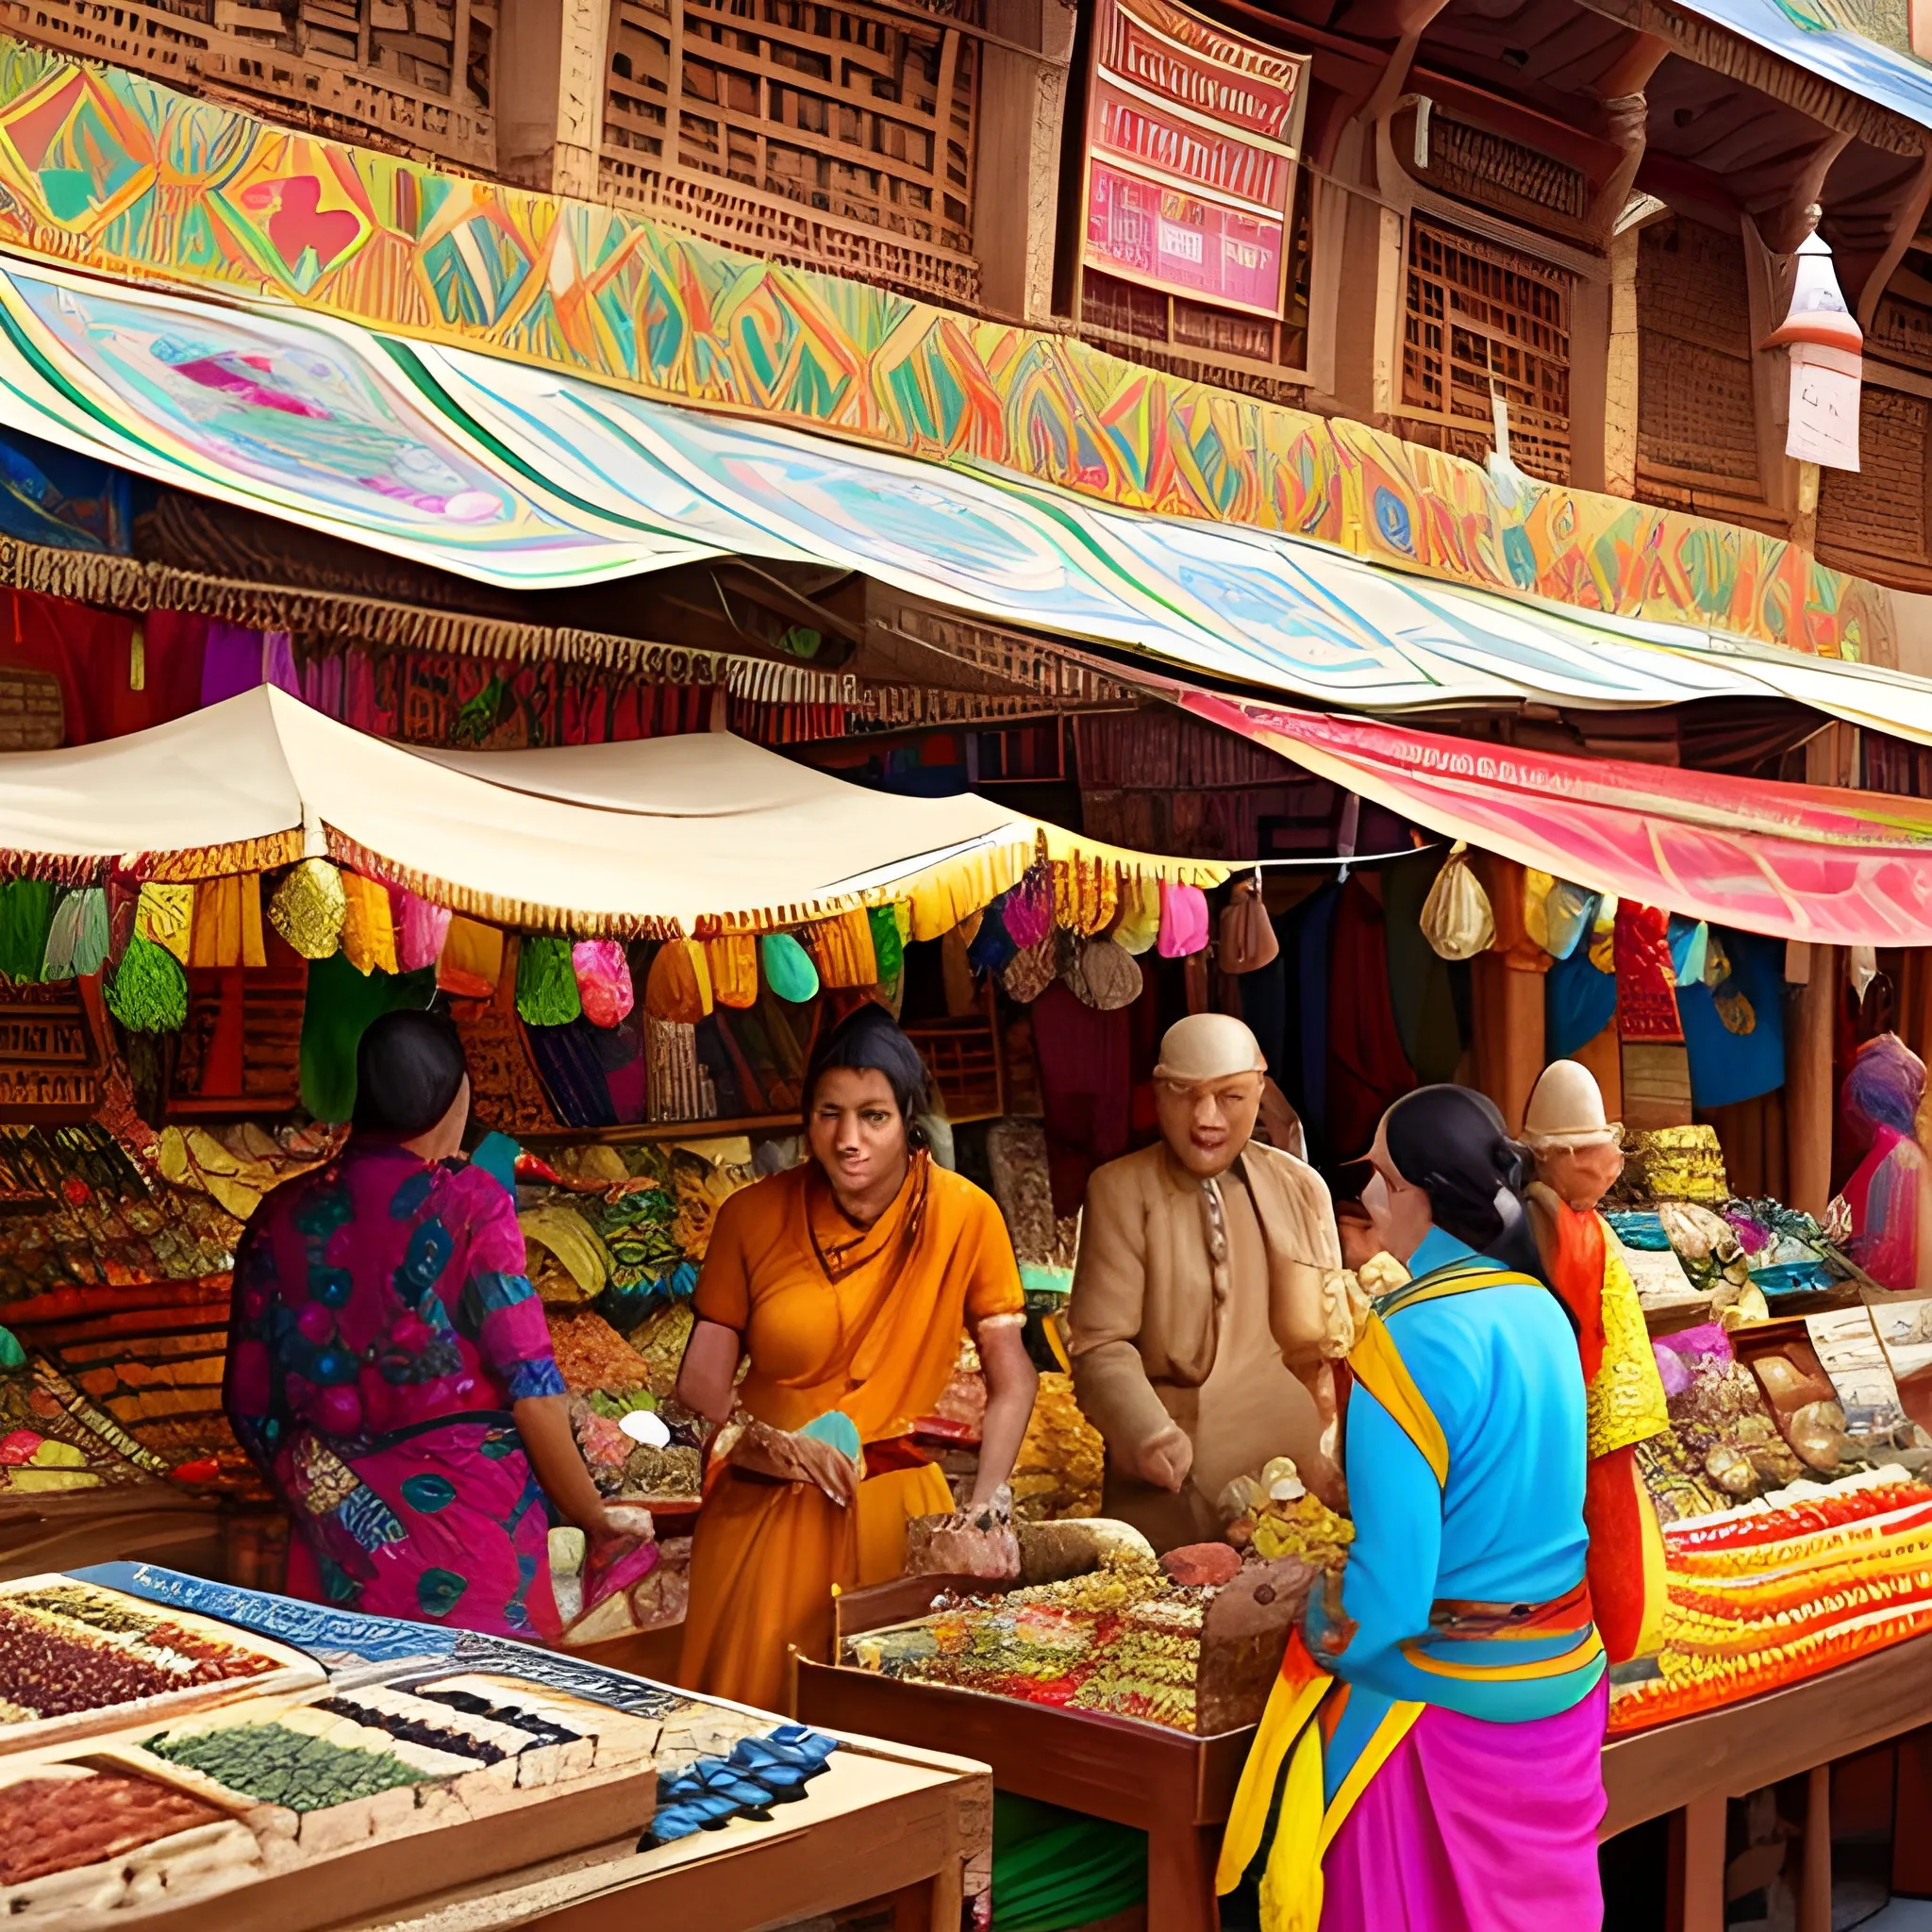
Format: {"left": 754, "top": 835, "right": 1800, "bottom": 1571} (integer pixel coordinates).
{"left": 3, "top": 0, "right": 494, "bottom": 168}
{"left": 1401, "top": 217, "right": 1572, "bottom": 483}
{"left": 1635, "top": 219, "right": 1765, "bottom": 522}
{"left": 602, "top": 0, "right": 981, "bottom": 306}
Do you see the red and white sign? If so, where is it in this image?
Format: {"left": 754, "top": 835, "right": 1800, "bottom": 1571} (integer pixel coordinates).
{"left": 1082, "top": 0, "right": 1308, "bottom": 318}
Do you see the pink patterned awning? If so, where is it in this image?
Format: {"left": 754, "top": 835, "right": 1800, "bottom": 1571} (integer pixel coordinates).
{"left": 1185, "top": 691, "right": 1932, "bottom": 945}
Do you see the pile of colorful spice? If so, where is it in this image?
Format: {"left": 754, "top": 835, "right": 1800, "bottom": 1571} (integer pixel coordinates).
{"left": 1636, "top": 1323, "right": 1804, "bottom": 1523}
{"left": 551, "top": 1307, "right": 705, "bottom": 1501}
{"left": 1219, "top": 1458, "right": 1355, "bottom": 1573}
{"left": 845, "top": 1551, "right": 1213, "bottom": 1733}
{"left": 1608, "top": 1469, "right": 1932, "bottom": 1732}
{"left": 0, "top": 1582, "right": 287, "bottom": 1722}
{"left": 0, "top": 1766, "right": 229, "bottom": 1885}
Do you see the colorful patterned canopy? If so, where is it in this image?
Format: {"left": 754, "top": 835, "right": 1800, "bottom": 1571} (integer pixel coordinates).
{"left": 1189, "top": 691, "right": 1932, "bottom": 945}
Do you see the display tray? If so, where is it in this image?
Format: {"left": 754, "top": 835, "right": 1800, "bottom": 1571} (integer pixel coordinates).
{"left": 794, "top": 1657, "right": 1251, "bottom": 1832}
{"left": 0, "top": 1574, "right": 324, "bottom": 1755}
{"left": 0, "top": 1670, "right": 659, "bottom": 1930}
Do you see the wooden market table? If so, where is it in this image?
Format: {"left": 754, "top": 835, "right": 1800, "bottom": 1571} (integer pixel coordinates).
{"left": 796, "top": 1657, "right": 1247, "bottom": 1932}
{"left": 318, "top": 1724, "right": 990, "bottom": 1932}
{"left": 1601, "top": 1627, "right": 1932, "bottom": 1932}
{"left": 799, "top": 1574, "right": 1932, "bottom": 1932}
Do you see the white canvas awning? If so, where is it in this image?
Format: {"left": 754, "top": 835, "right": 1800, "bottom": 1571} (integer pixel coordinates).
{"left": 0, "top": 687, "right": 1222, "bottom": 937}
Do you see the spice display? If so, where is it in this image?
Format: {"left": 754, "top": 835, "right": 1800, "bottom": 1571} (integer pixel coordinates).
{"left": 1219, "top": 1458, "right": 1355, "bottom": 1573}
{"left": 1609, "top": 1471, "right": 1932, "bottom": 1733}
{"left": 143, "top": 1720, "right": 440, "bottom": 1809}
{"left": 0, "top": 1768, "right": 226, "bottom": 1883}
{"left": 1009, "top": 1372, "right": 1104, "bottom": 1522}
{"left": 1636, "top": 1323, "right": 1803, "bottom": 1522}
{"left": 844, "top": 1547, "right": 1309, "bottom": 1735}
{"left": 0, "top": 1583, "right": 287, "bottom": 1724}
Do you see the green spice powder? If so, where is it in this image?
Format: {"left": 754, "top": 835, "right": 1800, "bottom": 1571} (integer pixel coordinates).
{"left": 145, "top": 1724, "right": 432, "bottom": 1811}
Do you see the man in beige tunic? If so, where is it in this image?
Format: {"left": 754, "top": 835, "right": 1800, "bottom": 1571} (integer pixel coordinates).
{"left": 1068, "top": 1014, "right": 1357, "bottom": 1552}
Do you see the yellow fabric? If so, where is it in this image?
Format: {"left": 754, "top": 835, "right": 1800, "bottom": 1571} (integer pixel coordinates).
{"left": 1055, "top": 855, "right": 1119, "bottom": 936}
{"left": 1217, "top": 1656, "right": 1331, "bottom": 1893}
{"left": 805, "top": 909, "right": 877, "bottom": 989}
{"left": 1316, "top": 1700, "right": 1425, "bottom": 1852}
{"left": 437, "top": 916, "right": 504, "bottom": 997}
{"left": 679, "top": 1157, "right": 1023, "bottom": 1713}
{"left": 186, "top": 875, "right": 265, "bottom": 969}
{"left": 1591, "top": 1236, "right": 1672, "bottom": 1458}
{"left": 135, "top": 882, "right": 194, "bottom": 965}
{"left": 857, "top": 1463, "right": 954, "bottom": 1586}
{"left": 339, "top": 872, "right": 398, "bottom": 976}
{"left": 1348, "top": 1316, "right": 1449, "bottom": 1485}
{"left": 705, "top": 932, "right": 758, "bottom": 1009}
{"left": 1630, "top": 1447, "right": 1670, "bottom": 1657}
{"left": 1216, "top": 1645, "right": 1424, "bottom": 1928}
{"left": 268, "top": 858, "right": 345, "bottom": 959}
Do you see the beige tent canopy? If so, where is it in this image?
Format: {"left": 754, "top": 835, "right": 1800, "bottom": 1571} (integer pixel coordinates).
{"left": 0, "top": 688, "right": 1222, "bottom": 937}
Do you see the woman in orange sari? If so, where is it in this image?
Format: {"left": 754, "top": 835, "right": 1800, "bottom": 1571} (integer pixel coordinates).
{"left": 675, "top": 1003, "right": 1039, "bottom": 1712}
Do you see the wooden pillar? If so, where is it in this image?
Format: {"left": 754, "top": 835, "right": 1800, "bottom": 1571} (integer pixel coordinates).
{"left": 1604, "top": 225, "right": 1641, "bottom": 499}
{"left": 1674, "top": 1790, "right": 1727, "bottom": 1932}
{"left": 1800, "top": 1764, "right": 1832, "bottom": 1932}
{"left": 1470, "top": 954, "right": 1545, "bottom": 1135}
{"left": 497, "top": 0, "right": 608, "bottom": 197}
{"left": 1787, "top": 944, "right": 1838, "bottom": 1221}
{"left": 1894, "top": 1728, "right": 1932, "bottom": 1896}
{"left": 977, "top": 1, "right": 1077, "bottom": 323}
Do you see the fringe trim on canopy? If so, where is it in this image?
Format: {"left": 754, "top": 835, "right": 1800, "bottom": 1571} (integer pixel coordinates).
{"left": 1041, "top": 825, "right": 1230, "bottom": 890}
{"left": 324, "top": 833, "right": 682, "bottom": 942}
{"left": 0, "top": 539, "right": 734, "bottom": 678}
{"left": 142, "top": 834, "right": 306, "bottom": 882}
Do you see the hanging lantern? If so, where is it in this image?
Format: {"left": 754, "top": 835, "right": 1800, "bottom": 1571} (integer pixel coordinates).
{"left": 1765, "top": 226, "right": 1862, "bottom": 473}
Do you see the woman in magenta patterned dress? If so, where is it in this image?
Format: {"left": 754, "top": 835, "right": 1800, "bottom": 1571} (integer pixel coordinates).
{"left": 225, "top": 1011, "right": 613, "bottom": 1639}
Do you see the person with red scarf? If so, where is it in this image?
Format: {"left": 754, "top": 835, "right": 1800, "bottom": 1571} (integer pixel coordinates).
{"left": 1521, "top": 1059, "right": 1672, "bottom": 1665}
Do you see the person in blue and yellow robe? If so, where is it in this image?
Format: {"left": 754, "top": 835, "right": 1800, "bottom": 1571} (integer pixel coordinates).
{"left": 1218, "top": 1084, "right": 1607, "bottom": 1932}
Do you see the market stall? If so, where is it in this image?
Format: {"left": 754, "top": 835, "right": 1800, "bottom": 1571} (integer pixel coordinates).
{"left": 0, "top": 1558, "right": 986, "bottom": 1931}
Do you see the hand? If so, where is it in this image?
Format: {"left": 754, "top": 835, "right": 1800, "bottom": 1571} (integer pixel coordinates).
{"left": 579, "top": 1499, "right": 655, "bottom": 1543}
{"left": 729, "top": 1421, "right": 861, "bottom": 1507}
{"left": 1135, "top": 1421, "right": 1193, "bottom": 1493}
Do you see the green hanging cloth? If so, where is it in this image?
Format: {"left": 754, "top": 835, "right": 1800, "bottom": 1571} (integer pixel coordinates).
{"left": 105, "top": 934, "right": 187, "bottom": 1032}
{"left": 299, "top": 952, "right": 437, "bottom": 1124}
{"left": 516, "top": 935, "right": 583, "bottom": 1026}
{"left": 0, "top": 879, "right": 55, "bottom": 983}
{"left": 42, "top": 888, "right": 109, "bottom": 980}
{"left": 867, "top": 905, "right": 905, "bottom": 984}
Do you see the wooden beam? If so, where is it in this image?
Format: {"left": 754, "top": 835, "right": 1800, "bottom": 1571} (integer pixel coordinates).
{"left": 1842, "top": 140, "right": 1932, "bottom": 329}
{"left": 1787, "top": 942, "right": 1837, "bottom": 1220}
{"left": 1754, "top": 129, "right": 1852, "bottom": 254}
{"left": 1573, "top": 0, "right": 1921, "bottom": 155}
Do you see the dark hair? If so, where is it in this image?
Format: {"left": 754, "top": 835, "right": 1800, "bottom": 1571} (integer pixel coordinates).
{"left": 1383, "top": 1084, "right": 1547, "bottom": 1286}
{"left": 354, "top": 1010, "right": 469, "bottom": 1137}
{"left": 802, "top": 1003, "right": 929, "bottom": 1146}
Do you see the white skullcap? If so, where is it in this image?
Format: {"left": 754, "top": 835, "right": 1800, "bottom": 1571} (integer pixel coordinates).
{"left": 1153, "top": 1013, "right": 1266, "bottom": 1084}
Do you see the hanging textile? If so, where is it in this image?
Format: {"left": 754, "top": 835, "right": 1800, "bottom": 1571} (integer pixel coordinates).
{"left": 1679, "top": 929, "right": 1787, "bottom": 1108}
{"left": 190, "top": 874, "right": 268, "bottom": 971}
{"left": 337, "top": 873, "right": 396, "bottom": 976}
{"left": 1325, "top": 876, "right": 1418, "bottom": 1163}
{"left": 300, "top": 956, "right": 436, "bottom": 1123}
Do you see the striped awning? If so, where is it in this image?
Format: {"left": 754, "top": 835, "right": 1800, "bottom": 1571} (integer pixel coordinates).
{"left": 6, "top": 251, "right": 1932, "bottom": 743}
